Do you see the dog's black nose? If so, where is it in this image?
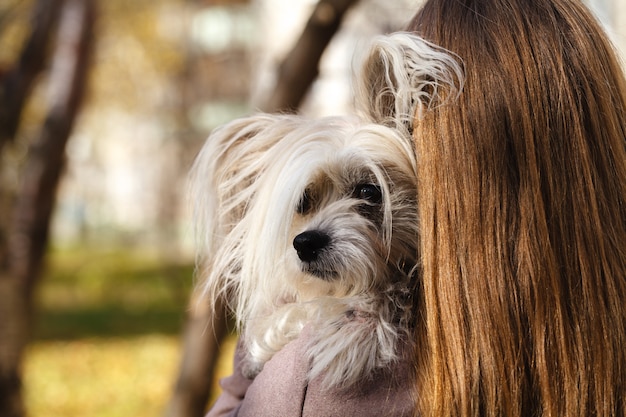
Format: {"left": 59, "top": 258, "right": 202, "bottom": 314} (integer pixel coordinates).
{"left": 293, "top": 231, "right": 330, "bottom": 262}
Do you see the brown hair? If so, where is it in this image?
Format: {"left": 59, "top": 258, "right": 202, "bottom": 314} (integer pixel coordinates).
{"left": 407, "top": 0, "right": 626, "bottom": 415}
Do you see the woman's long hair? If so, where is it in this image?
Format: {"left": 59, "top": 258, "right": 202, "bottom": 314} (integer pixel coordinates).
{"left": 408, "top": 0, "right": 626, "bottom": 415}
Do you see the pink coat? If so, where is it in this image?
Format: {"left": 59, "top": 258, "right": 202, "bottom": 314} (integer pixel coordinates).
{"left": 206, "top": 328, "right": 415, "bottom": 417}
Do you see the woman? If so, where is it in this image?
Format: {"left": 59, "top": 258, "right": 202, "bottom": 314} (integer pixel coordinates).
{"left": 398, "top": 0, "right": 626, "bottom": 415}
{"left": 205, "top": 0, "right": 626, "bottom": 415}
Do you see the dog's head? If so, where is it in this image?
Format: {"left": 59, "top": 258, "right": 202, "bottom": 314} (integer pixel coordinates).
{"left": 284, "top": 120, "right": 419, "bottom": 298}
{"left": 190, "top": 114, "right": 418, "bottom": 320}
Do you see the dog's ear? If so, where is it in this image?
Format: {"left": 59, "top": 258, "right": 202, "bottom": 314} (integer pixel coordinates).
{"left": 189, "top": 114, "right": 283, "bottom": 255}
{"left": 354, "top": 32, "right": 464, "bottom": 135}
{"left": 189, "top": 113, "right": 298, "bottom": 314}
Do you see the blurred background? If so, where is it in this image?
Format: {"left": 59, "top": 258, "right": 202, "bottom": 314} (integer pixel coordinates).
{"left": 0, "top": 0, "right": 623, "bottom": 416}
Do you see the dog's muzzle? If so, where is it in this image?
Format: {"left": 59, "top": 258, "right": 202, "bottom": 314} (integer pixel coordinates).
{"left": 293, "top": 230, "right": 330, "bottom": 262}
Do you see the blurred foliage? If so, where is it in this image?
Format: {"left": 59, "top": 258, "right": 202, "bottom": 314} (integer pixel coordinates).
{"left": 89, "top": 0, "right": 186, "bottom": 113}
{"left": 0, "top": 0, "right": 190, "bottom": 136}
{"left": 24, "top": 335, "right": 181, "bottom": 417}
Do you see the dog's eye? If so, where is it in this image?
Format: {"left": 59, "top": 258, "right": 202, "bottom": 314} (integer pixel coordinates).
{"left": 297, "top": 189, "right": 312, "bottom": 214}
{"left": 355, "top": 184, "right": 382, "bottom": 204}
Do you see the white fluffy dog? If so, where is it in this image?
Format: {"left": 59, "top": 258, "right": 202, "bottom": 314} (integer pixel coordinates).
{"left": 190, "top": 33, "right": 462, "bottom": 390}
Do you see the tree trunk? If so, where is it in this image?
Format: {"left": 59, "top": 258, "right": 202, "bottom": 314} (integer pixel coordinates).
{"left": 165, "top": 1, "right": 359, "bottom": 416}
{"left": 0, "top": 1, "right": 96, "bottom": 416}
{"left": 164, "top": 296, "right": 228, "bottom": 417}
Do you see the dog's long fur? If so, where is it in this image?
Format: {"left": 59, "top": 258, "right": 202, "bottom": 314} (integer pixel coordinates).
{"left": 354, "top": 32, "right": 463, "bottom": 134}
{"left": 191, "top": 114, "right": 419, "bottom": 389}
{"left": 190, "top": 34, "right": 462, "bottom": 390}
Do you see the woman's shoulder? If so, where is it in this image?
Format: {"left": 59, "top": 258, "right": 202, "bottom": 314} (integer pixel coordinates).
{"left": 303, "top": 337, "right": 414, "bottom": 417}
{"left": 208, "top": 330, "right": 415, "bottom": 417}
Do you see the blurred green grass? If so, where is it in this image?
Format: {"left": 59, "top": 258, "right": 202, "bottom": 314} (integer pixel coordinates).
{"left": 33, "top": 247, "right": 194, "bottom": 340}
{"left": 23, "top": 247, "right": 236, "bottom": 417}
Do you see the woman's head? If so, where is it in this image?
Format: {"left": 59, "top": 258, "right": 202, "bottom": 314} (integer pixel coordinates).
{"left": 359, "top": 0, "right": 626, "bottom": 415}
{"left": 410, "top": 0, "right": 626, "bottom": 415}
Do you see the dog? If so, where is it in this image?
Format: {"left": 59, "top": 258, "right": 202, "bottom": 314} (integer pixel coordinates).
{"left": 190, "top": 113, "right": 418, "bottom": 389}
{"left": 190, "top": 33, "right": 462, "bottom": 390}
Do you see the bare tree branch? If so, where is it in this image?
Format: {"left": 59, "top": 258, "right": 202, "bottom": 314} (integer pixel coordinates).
{"left": 260, "top": 0, "right": 360, "bottom": 113}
